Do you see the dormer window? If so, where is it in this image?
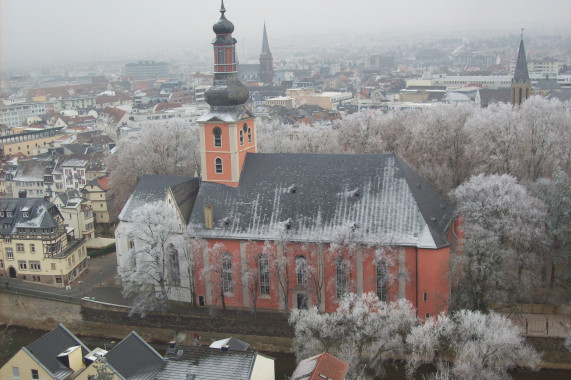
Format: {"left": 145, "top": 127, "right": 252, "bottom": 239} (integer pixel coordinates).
{"left": 6, "top": 212, "right": 12, "bottom": 218}
{"left": 213, "top": 127, "right": 222, "bottom": 147}
{"left": 0, "top": 212, "right": 4, "bottom": 217}
{"left": 22, "top": 212, "right": 29, "bottom": 218}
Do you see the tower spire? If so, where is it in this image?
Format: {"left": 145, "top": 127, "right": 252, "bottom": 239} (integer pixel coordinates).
{"left": 220, "top": 0, "right": 226, "bottom": 14}
{"left": 261, "top": 22, "right": 271, "bottom": 55}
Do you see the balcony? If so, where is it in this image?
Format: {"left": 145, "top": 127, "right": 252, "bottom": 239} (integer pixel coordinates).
{"left": 53, "top": 237, "right": 86, "bottom": 259}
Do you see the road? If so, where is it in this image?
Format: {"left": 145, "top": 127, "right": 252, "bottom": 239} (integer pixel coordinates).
{"left": 3, "top": 252, "right": 130, "bottom": 306}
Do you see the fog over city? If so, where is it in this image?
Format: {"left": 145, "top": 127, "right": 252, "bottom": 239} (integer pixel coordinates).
{"left": 1, "top": 0, "right": 570, "bottom": 70}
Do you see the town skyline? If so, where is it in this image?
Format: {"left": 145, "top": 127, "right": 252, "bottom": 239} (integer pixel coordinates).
{"left": 1, "top": 0, "right": 570, "bottom": 70}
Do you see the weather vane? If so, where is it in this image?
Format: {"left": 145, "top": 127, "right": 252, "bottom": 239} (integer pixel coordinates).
{"left": 521, "top": 27, "right": 524, "bottom": 39}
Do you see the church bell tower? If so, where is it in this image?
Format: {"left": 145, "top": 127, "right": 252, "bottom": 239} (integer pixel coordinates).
{"left": 197, "top": 1, "right": 257, "bottom": 187}
{"left": 511, "top": 30, "right": 532, "bottom": 106}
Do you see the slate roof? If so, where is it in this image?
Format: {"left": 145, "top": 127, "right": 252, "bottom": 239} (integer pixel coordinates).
{"left": 157, "top": 345, "right": 257, "bottom": 380}
{"left": 0, "top": 198, "right": 60, "bottom": 233}
{"left": 477, "top": 88, "right": 511, "bottom": 107}
{"left": 514, "top": 38, "right": 530, "bottom": 84}
{"left": 103, "top": 331, "right": 164, "bottom": 380}
{"left": 189, "top": 153, "right": 455, "bottom": 249}
{"left": 119, "top": 174, "right": 197, "bottom": 222}
{"left": 261, "top": 22, "right": 271, "bottom": 55}
{"left": 25, "top": 324, "right": 90, "bottom": 380}
{"left": 170, "top": 178, "right": 201, "bottom": 224}
{"left": 13, "top": 159, "right": 49, "bottom": 182}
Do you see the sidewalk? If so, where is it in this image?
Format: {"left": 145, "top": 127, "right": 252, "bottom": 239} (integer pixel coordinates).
{"left": 509, "top": 313, "right": 571, "bottom": 338}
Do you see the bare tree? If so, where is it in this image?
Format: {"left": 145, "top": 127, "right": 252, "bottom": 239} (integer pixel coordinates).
{"left": 180, "top": 232, "right": 204, "bottom": 308}
{"left": 120, "top": 201, "right": 181, "bottom": 316}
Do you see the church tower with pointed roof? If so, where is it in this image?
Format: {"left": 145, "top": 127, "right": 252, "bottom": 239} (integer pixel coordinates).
{"left": 259, "top": 22, "right": 274, "bottom": 85}
{"left": 197, "top": 1, "right": 257, "bottom": 187}
{"left": 511, "top": 32, "right": 532, "bottom": 105}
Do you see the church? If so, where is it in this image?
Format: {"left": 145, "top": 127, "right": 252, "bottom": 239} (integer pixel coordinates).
{"left": 115, "top": 2, "right": 458, "bottom": 318}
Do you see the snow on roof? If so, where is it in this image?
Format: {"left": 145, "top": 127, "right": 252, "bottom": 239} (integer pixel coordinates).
{"left": 190, "top": 153, "right": 455, "bottom": 249}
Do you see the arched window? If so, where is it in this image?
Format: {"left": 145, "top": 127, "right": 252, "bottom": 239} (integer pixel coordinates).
{"left": 213, "top": 127, "right": 222, "bottom": 147}
{"left": 248, "top": 127, "right": 252, "bottom": 143}
{"left": 518, "top": 88, "right": 523, "bottom": 105}
{"left": 259, "top": 253, "right": 270, "bottom": 295}
{"left": 217, "top": 48, "right": 225, "bottom": 65}
{"left": 296, "top": 256, "right": 307, "bottom": 286}
{"left": 215, "top": 158, "right": 223, "bottom": 173}
{"left": 376, "top": 259, "right": 387, "bottom": 301}
{"left": 336, "top": 257, "right": 347, "bottom": 299}
{"left": 239, "top": 130, "right": 244, "bottom": 145}
{"left": 222, "top": 252, "right": 233, "bottom": 293}
{"left": 167, "top": 244, "right": 180, "bottom": 287}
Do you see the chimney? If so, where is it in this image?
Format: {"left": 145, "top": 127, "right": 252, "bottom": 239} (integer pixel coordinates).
{"left": 204, "top": 204, "right": 213, "bottom": 229}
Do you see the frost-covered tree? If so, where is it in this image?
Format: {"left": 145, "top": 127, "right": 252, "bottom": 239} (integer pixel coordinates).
{"left": 202, "top": 243, "right": 236, "bottom": 310}
{"left": 529, "top": 169, "right": 571, "bottom": 300}
{"left": 466, "top": 102, "right": 521, "bottom": 176}
{"left": 407, "top": 310, "right": 540, "bottom": 380}
{"left": 106, "top": 119, "right": 200, "bottom": 217}
{"left": 121, "top": 201, "right": 181, "bottom": 316}
{"left": 181, "top": 232, "right": 204, "bottom": 308}
{"left": 289, "top": 292, "right": 416, "bottom": 379}
{"left": 449, "top": 174, "right": 547, "bottom": 311}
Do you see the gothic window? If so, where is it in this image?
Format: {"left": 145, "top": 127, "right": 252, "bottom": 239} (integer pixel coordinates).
{"left": 518, "top": 88, "right": 523, "bottom": 105}
{"left": 248, "top": 127, "right": 252, "bottom": 143}
{"left": 167, "top": 244, "right": 180, "bottom": 287}
{"left": 213, "top": 127, "right": 222, "bottom": 147}
{"left": 336, "top": 257, "right": 347, "bottom": 299}
{"left": 259, "top": 253, "right": 270, "bottom": 295}
{"left": 215, "top": 158, "right": 223, "bottom": 173}
{"left": 376, "top": 258, "right": 388, "bottom": 301}
{"left": 239, "top": 130, "right": 244, "bottom": 145}
{"left": 296, "top": 256, "right": 307, "bottom": 286}
{"left": 222, "top": 252, "right": 233, "bottom": 293}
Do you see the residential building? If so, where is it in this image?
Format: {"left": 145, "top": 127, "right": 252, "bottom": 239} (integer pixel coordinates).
{"left": 53, "top": 96, "right": 96, "bottom": 112}
{"left": 0, "top": 127, "right": 65, "bottom": 158}
{"left": 0, "top": 324, "right": 90, "bottom": 380}
{"left": 59, "top": 155, "right": 89, "bottom": 191}
{"left": 83, "top": 176, "right": 114, "bottom": 225}
{"left": 115, "top": 3, "right": 457, "bottom": 319}
{"left": 53, "top": 190, "right": 95, "bottom": 240}
{"left": 96, "top": 107, "right": 129, "bottom": 140}
{"left": 0, "top": 102, "right": 47, "bottom": 128}
{"left": 0, "top": 197, "right": 88, "bottom": 286}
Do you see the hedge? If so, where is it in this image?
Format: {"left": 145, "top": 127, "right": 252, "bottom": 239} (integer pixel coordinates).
{"left": 87, "top": 243, "right": 116, "bottom": 258}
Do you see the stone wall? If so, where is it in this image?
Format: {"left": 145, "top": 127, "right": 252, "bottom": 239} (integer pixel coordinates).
{"left": 0, "top": 292, "right": 294, "bottom": 352}
{"left": 81, "top": 299, "right": 293, "bottom": 338}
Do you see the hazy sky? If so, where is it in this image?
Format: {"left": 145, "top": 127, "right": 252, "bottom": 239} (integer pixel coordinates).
{"left": 1, "top": 0, "right": 570, "bottom": 70}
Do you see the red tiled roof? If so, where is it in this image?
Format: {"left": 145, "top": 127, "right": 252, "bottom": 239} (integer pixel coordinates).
{"left": 311, "top": 353, "right": 349, "bottom": 380}
{"left": 100, "top": 107, "right": 127, "bottom": 123}
{"left": 96, "top": 176, "right": 110, "bottom": 191}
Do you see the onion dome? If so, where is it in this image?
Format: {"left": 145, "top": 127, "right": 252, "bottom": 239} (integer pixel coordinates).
{"left": 213, "top": 0, "right": 234, "bottom": 35}
{"left": 204, "top": 78, "right": 249, "bottom": 107}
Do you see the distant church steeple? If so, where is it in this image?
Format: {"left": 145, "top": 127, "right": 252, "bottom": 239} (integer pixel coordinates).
{"left": 511, "top": 29, "right": 531, "bottom": 106}
{"left": 198, "top": 1, "right": 257, "bottom": 187}
{"left": 259, "top": 22, "right": 274, "bottom": 85}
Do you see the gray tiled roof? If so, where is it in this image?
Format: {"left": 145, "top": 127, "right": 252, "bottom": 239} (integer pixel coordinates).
{"left": 25, "top": 324, "right": 90, "bottom": 380}
{"left": 209, "top": 337, "right": 250, "bottom": 351}
{"left": 157, "top": 345, "right": 256, "bottom": 380}
{"left": 171, "top": 178, "right": 201, "bottom": 224}
{"left": 189, "top": 153, "right": 455, "bottom": 249}
{"left": 119, "top": 175, "right": 197, "bottom": 222}
{"left": 0, "top": 198, "right": 60, "bottom": 233}
{"left": 103, "top": 331, "right": 164, "bottom": 380}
